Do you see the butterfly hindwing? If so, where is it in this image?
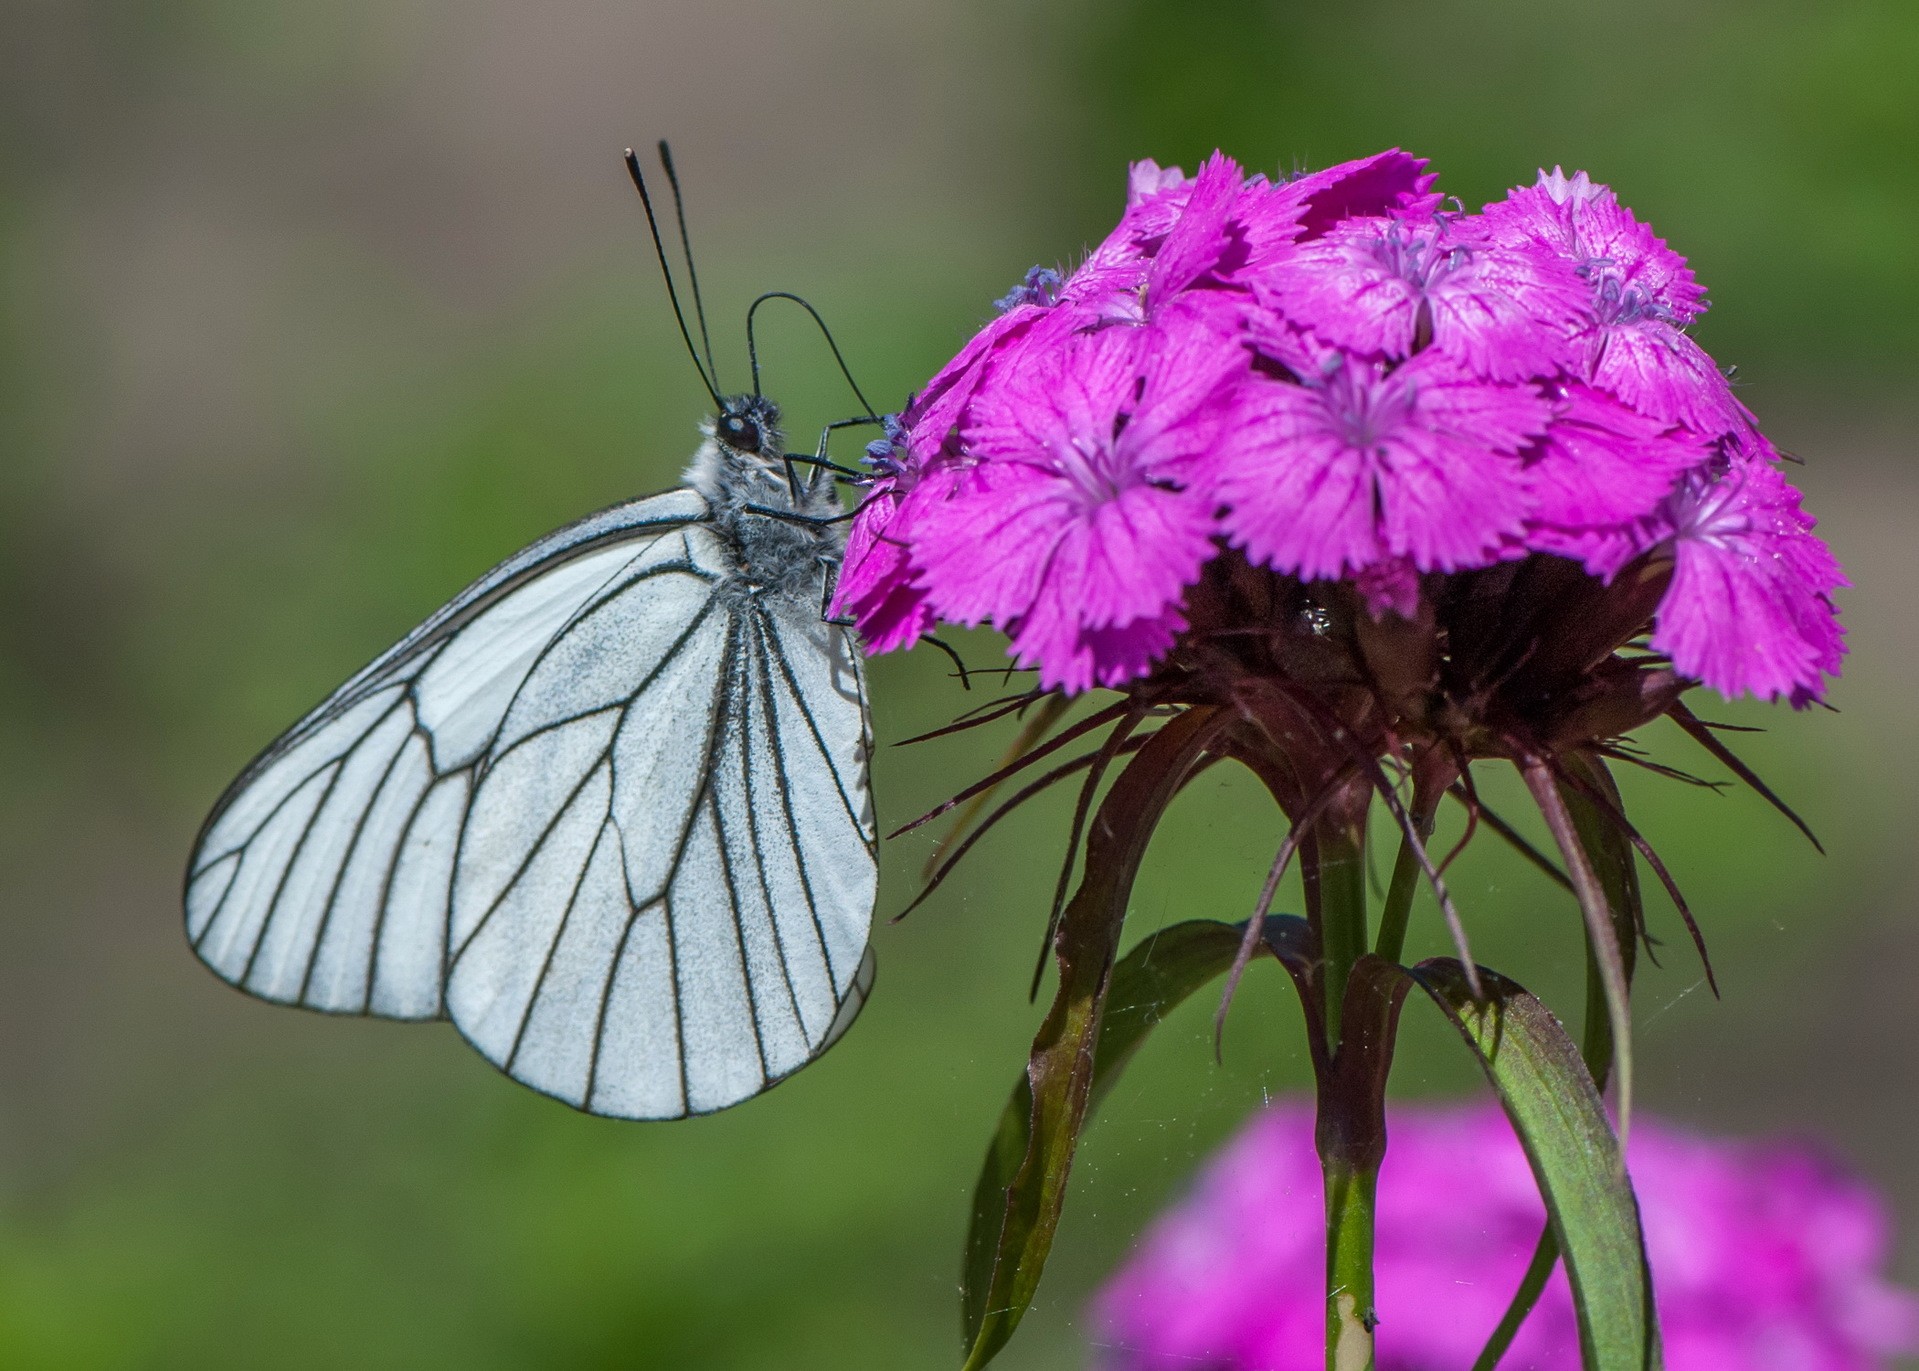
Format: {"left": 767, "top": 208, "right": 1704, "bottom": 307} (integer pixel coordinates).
{"left": 444, "top": 540, "right": 879, "bottom": 1119}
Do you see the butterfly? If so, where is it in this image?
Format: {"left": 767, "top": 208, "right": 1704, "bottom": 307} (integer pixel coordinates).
{"left": 182, "top": 146, "right": 880, "bottom": 1120}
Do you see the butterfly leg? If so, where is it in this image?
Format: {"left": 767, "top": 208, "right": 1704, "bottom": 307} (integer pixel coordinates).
{"left": 817, "top": 610, "right": 975, "bottom": 694}
{"left": 744, "top": 504, "right": 860, "bottom": 527}
{"left": 784, "top": 414, "right": 887, "bottom": 489}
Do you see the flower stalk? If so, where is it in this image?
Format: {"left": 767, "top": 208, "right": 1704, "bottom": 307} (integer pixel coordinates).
{"left": 858, "top": 148, "right": 1848, "bottom": 1370}
{"left": 1312, "top": 826, "right": 1369, "bottom": 1060}
{"left": 1323, "top": 1161, "right": 1380, "bottom": 1371}
{"left": 1315, "top": 822, "right": 1382, "bottom": 1371}
{"left": 1371, "top": 828, "right": 1425, "bottom": 968}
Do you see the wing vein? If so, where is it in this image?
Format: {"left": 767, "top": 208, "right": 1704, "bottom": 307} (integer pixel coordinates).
{"left": 749, "top": 617, "right": 834, "bottom": 1003}
{"left": 236, "top": 753, "right": 351, "bottom": 985}
{"left": 361, "top": 746, "right": 458, "bottom": 1014}
{"left": 706, "top": 783, "right": 771, "bottom": 1088}
{"left": 761, "top": 624, "right": 871, "bottom": 848}
{"left": 588, "top": 620, "right": 739, "bottom": 1115}
{"left": 737, "top": 626, "right": 809, "bottom": 1043}
{"left": 476, "top": 560, "right": 717, "bottom": 774}
{"left": 505, "top": 813, "right": 611, "bottom": 1074}
{"left": 449, "top": 743, "right": 614, "bottom": 966}
{"left": 296, "top": 708, "right": 419, "bottom": 1004}
{"left": 486, "top": 594, "right": 720, "bottom": 778}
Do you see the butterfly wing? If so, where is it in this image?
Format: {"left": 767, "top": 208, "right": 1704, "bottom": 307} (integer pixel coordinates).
{"left": 444, "top": 536, "right": 879, "bottom": 1118}
{"left": 184, "top": 489, "right": 711, "bottom": 1019}
{"left": 186, "top": 488, "right": 880, "bottom": 1119}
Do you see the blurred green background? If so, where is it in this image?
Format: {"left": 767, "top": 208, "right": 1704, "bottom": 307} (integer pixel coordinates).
{"left": 3, "top": 0, "right": 1916, "bottom": 1366}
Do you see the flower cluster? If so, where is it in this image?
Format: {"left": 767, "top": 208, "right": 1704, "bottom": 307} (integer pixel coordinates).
{"left": 836, "top": 152, "right": 1845, "bottom": 706}
{"left": 1092, "top": 1101, "right": 1919, "bottom": 1371}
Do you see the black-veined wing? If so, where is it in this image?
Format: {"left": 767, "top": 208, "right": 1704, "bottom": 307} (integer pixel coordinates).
{"left": 183, "top": 485, "right": 879, "bottom": 1118}
{"left": 184, "top": 488, "right": 712, "bottom": 1020}
{"left": 445, "top": 584, "right": 877, "bottom": 1118}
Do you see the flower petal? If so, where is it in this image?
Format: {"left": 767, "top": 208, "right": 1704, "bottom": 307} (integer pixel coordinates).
{"left": 1651, "top": 456, "right": 1848, "bottom": 702}
{"left": 1213, "top": 353, "right": 1548, "bottom": 579}
{"left": 1147, "top": 150, "right": 1246, "bottom": 302}
{"left": 1524, "top": 381, "right": 1708, "bottom": 539}
{"left": 1253, "top": 215, "right": 1588, "bottom": 380}
{"left": 1588, "top": 321, "right": 1743, "bottom": 434}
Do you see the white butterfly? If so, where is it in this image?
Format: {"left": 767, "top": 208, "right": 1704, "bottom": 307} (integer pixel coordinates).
{"left": 183, "top": 149, "right": 879, "bottom": 1120}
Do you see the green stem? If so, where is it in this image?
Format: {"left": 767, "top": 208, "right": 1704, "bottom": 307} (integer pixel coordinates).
{"left": 1314, "top": 818, "right": 1376, "bottom": 1371}
{"left": 1324, "top": 1159, "right": 1380, "bottom": 1371}
{"left": 1371, "top": 770, "right": 1447, "bottom": 966}
{"left": 1317, "top": 829, "right": 1368, "bottom": 1059}
{"left": 1371, "top": 829, "right": 1423, "bottom": 966}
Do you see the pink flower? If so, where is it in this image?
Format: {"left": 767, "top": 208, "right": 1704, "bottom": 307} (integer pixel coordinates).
{"left": 839, "top": 150, "right": 1846, "bottom": 705}
{"left": 1649, "top": 450, "right": 1850, "bottom": 705}
{"left": 1236, "top": 149, "right": 1444, "bottom": 266}
{"left": 1210, "top": 347, "right": 1551, "bottom": 580}
{"left": 1283, "top": 149, "right": 1444, "bottom": 238}
{"left": 1145, "top": 151, "right": 1247, "bottom": 306}
{"left": 1253, "top": 213, "right": 1590, "bottom": 381}
{"left": 1480, "top": 169, "right": 1741, "bottom": 434}
{"left": 830, "top": 420, "right": 941, "bottom": 653}
{"left": 1522, "top": 381, "right": 1711, "bottom": 573}
{"left": 1073, "top": 152, "right": 1250, "bottom": 326}
{"left": 897, "top": 298, "right": 1055, "bottom": 466}
{"left": 1092, "top": 1101, "right": 1919, "bottom": 1371}
{"left": 1127, "top": 158, "right": 1191, "bottom": 208}
{"left": 908, "top": 303, "right": 1242, "bottom": 692}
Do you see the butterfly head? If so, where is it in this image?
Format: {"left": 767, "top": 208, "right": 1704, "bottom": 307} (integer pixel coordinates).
{"left": 713, "top": 395, "right": 781, "bottom": 458}
{"left": 688, "top": 394, "right": 829, "bottom": 520}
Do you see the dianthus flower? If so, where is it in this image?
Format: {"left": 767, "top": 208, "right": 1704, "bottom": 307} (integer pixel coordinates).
{"left": 865, "top": 152, "right": 1853, "bottom": 1371}
{"left": 1093, "top": 1101, "right": 1919, "bottom": 1371}
{"left": 836, "top": 154, "right": 1844, "bottom": 705}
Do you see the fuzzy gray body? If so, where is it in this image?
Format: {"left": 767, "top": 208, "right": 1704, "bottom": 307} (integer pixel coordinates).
{"left": 684, "top": 395, "right": 847, "bottom": 601}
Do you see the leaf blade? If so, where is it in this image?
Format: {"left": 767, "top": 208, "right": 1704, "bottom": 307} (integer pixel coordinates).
{"left": 958, "top": 708, "right": 1228, "bottom": 1370}
{"left": 1408, "top": 959, "right": 1661, "bottom": 1371}
{"left": 960, "top": 905, "right": 1317, "bottom": 1369}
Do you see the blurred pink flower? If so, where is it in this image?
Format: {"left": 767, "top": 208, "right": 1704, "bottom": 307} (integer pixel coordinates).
{"left": 1091, "top": 1101, "right": 1919, "bottom": 1371}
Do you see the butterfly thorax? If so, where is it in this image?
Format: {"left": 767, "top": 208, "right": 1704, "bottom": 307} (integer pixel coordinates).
{"left": 684, "top": 395, "right": 845, "bottom": 595}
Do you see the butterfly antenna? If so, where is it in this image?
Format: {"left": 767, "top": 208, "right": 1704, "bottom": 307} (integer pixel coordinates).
{"left": 746, "top": 290, "right": 877, "bottom": 418}
{"left": 624, "top": 148, "right": 723, "bottom": 408}
{"left": 655, "top": 141, "right": 721, "bottom": 394}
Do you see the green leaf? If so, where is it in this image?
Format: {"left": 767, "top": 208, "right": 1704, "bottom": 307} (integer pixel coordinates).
{"left": 1474, "top": 752, "right": 1649, "bottom": 1371}
{"left": 960, "top": 915, "right": 1319, "bottom": 1369}
{"left": 958, "top": 707, "right": 1230, "bottom": 1371}
{"left": 1407, "top": 959, "right": 1661, "bottom": 1371}
{"left": 1518, "top": 756, "right": 1637, "bottom": 1142}
{"left": 1557, "top": 751, "right": 1642, "bottom": 1088}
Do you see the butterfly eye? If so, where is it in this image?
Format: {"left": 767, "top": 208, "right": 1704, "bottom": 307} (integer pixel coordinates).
{"left": 720, "top": 414, "right": 761, "bottom": 452}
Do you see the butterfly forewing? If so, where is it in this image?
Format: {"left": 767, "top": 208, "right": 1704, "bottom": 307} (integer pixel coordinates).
{"left": 186, "top": 496, "right": 707, "bottom": 1015}
{"left": 184, "top": 481, "right": 879, "bottom": 1119}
